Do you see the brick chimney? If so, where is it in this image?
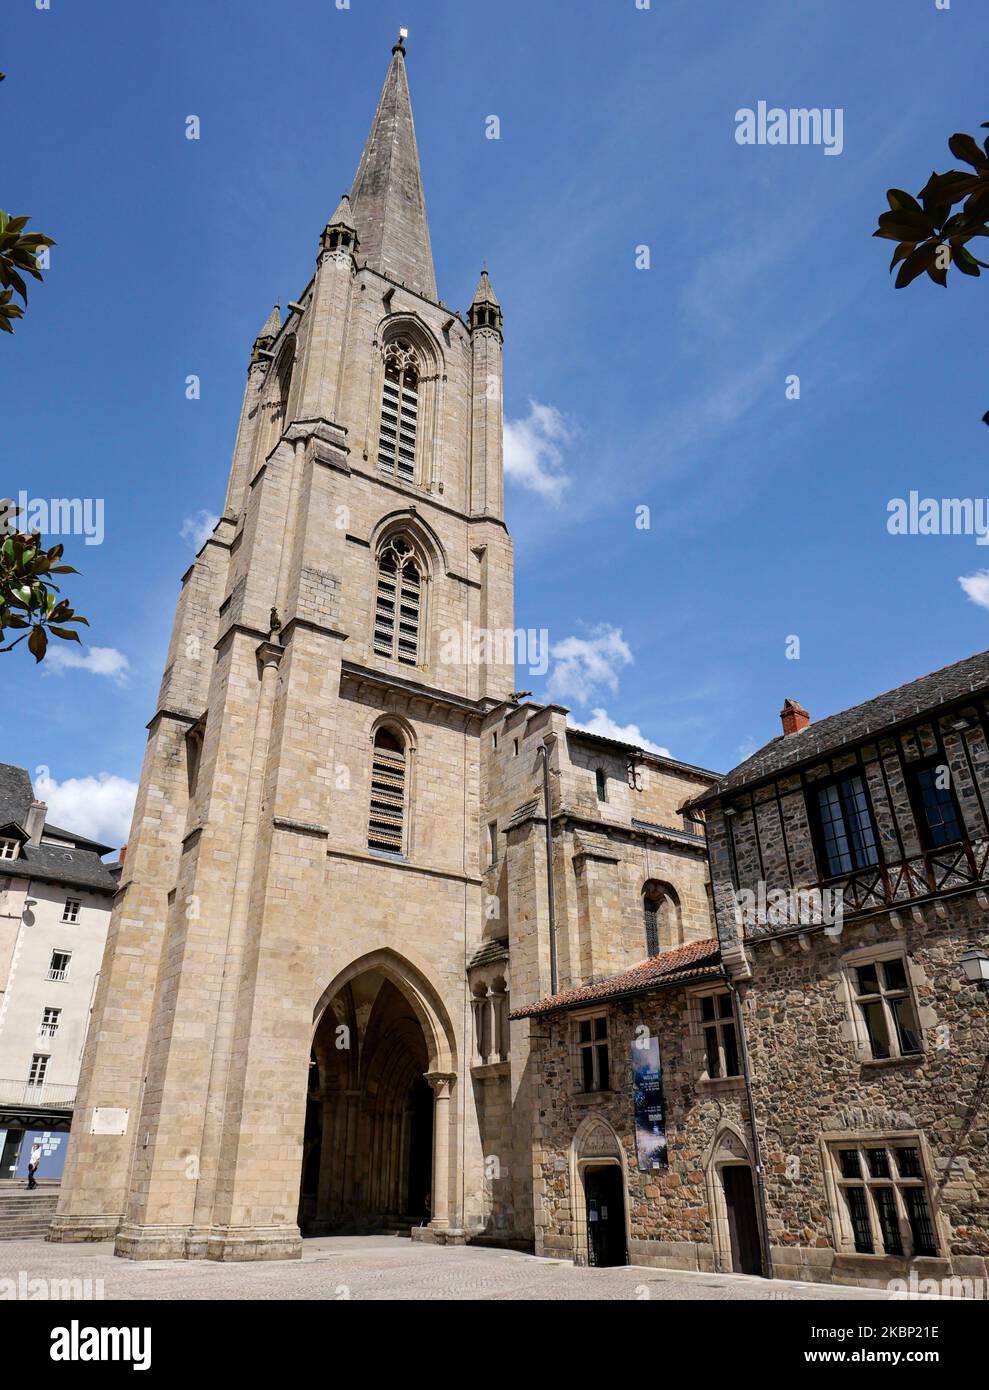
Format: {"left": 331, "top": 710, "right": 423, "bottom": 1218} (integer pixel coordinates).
{"left": 24, "top": 799, "right": 47, "bottom": 845}
{"left": 118, "top": 843, "right": 127, "bottom": 864}
{"left": 780, "top": 699, "right": 810, "bottom": 736}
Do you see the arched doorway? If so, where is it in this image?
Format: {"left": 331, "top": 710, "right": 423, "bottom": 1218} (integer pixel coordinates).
{"left": 569, "top": 1116, "right": 630, "bottom": 1267}
{"left": 704, "top": 1122, "right": 764, "bottom": 1276}
{"left": 299, "top": 953, "right": 455, "bottom": 1235}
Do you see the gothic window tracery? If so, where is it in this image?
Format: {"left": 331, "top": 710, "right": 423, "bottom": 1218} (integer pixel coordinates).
{"left": 377, "top": 339, "right": 420, "bottom": 484}
{"left": 373, "top": 536, "right": 422, "bottom": 666}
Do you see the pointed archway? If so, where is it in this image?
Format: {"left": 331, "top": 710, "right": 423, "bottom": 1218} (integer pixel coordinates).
{"left": 299, "top": 951, "right": 456, "bottom": 1235}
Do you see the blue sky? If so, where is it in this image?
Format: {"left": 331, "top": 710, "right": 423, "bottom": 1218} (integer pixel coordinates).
{"left": 3, "top": 0, "right": 988, "bottom": 843}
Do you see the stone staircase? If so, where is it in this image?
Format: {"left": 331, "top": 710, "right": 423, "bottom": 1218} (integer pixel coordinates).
{"left": 0, "top": 1190, "right": 59, "bottom": 1240}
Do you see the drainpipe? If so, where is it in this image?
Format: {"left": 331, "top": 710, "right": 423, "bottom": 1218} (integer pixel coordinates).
{"left": 726, "top": 976, "right": 775, "bottom": 1280}
{"left": 537, "top": 742, "right": 558, "bottom": 995}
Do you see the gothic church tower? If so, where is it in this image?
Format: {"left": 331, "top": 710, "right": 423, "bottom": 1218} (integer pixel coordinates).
{"left": 51, "top": 34, "right": 515, "bottom": 1259}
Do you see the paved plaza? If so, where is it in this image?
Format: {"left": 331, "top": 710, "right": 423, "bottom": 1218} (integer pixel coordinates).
{"left": 0, "top": 1234, "right": 900, "bottom": 1301}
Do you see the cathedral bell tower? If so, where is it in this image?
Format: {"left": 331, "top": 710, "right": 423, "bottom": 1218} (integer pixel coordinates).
{"left": 51, "top": 32, "right": 515, "bottom": 1260}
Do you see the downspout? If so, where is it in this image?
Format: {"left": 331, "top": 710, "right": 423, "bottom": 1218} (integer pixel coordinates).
{"left": 685, "top": 796, "right": 774, "bottom": 1280}
{"left": 538, "top": 743, "right": 558, "bottom": 995}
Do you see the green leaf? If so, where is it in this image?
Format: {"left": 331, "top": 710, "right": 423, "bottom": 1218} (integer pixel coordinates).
{"left": 27, "top": 625, "right": 47, "bottom": 662}
{"left": 887, "top": 188, "right": 923, "bottom": 214}
{"left": 953, "top": 244, "right": 982, "bottom": 276}
{"left": 47, "top": 626, "right": 82, "bottom": 642}
{"left": 877, "top": 209, "right": 936, "bottom": 238}
{"left": 895, "top": 243, "right": 937, "bottom": 288}
{"left": 920, "top": 169, "right": 980, "bottom": 207}
{"left": 949, "top": 133, "right": 989, "bottom": 171}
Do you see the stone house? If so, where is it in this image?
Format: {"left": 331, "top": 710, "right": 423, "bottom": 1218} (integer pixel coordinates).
{"left": 514, "top": 653, "right": 989, "bottom": 1290}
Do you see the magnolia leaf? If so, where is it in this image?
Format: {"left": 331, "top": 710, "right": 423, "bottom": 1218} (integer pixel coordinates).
{"left": 948, "top": 132, "right": 989, "bottom": 171}
{"left": 27, "top": 625, "right": 47, "bottom": 662}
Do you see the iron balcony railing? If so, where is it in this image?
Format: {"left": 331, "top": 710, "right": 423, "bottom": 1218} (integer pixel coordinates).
{"left": 0, "top": 1078, "right": 76, "bottom": 1109}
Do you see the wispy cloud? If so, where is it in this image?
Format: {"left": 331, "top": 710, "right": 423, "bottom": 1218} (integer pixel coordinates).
{"left": 180, "top": 509, "right": 219, "bottom": 551}
{"left": 43, "top": 645, "right": 130, "bottom": 684}
{"left": 569, "top": 707, "right": 670, "bottom": 757}
{"left": 547, "top": 625, "right": 633, "bottom": 704}
{"left": 504, "top": 400, "right": 573, "bottom": 503}
{"left": 35, "top": 770, "right": 137, "bottom": 849}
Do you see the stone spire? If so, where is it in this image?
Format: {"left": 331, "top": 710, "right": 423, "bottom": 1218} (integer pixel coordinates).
{"left": 348, "top": 32, "right": 437, "bottom": 301}
{"left": 258, "top": 304, "right": 282, "bottom": 339}
{"left": 250, "top": 304, "right": 281, "bottom": 365}
{"left": 471, "top": 269, "right": 500, "bottom": 309}
{"left": 469, "top": 269, "right": 502, "bottom": 334}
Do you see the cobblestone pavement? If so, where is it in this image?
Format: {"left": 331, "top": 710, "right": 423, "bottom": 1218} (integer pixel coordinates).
{"left": 0, "top": 1234, "right": 899, "bottom": 1300}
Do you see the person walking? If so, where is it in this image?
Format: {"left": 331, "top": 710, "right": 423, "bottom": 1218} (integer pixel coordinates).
{"left": 25, "top": 1140, "right": 42, "bottom": 1191}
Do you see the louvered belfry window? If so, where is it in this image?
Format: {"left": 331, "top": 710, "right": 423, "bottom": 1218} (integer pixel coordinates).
{"left": 377, "top": 340, "right": 419, "bottom": 483}
{"left": 374, "top": 537, "right": 421, "bottom": 666}
{"left": 368, "top": 727, "right": 407, "bottom": 855}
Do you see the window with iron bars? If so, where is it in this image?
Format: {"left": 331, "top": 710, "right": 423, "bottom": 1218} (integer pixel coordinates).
{"left": 831, "top": 1138, "right": 938, "bottom": 1257}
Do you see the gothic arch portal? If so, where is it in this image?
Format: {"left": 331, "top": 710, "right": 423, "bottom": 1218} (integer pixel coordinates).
{"left": 312, "top": 947, "right": 456, "bottom": 1075}
{"left": 302, "top": 950, "right": 458, "bottom": 1236}
{"left": 568, "top": 1114, "right": 631, "bottom": 1267}
{"left": 703, "top": 1120, "right": 762, "bottom": 1274}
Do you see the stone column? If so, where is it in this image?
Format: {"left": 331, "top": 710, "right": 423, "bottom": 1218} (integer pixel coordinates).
{"left": 470, "top": 997, "right": 484, "bottom": 1064}
{"left": 425, "top": 1072, "right": 456, "bottom": 1230}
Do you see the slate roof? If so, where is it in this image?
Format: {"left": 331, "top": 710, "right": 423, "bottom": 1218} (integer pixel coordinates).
{"left": 692, "top": 647, "right": 989, "bottom": 807}
{"left": 42, "top": 823, "right": 114, "bottom": 856}
{"left": 566, "top": 726, "right": 719, "bottom": 783}
{"left": 0, "top": 761, "right": 118, "bottom": 895}
{"left": 0, "top": 763, "right": 33, "bottom": 824}
{"left": 0, "top": 840, "right": 118, "bottom": 894}
{"left": 510, "top": 938, "right": 722, "bottom": 1019}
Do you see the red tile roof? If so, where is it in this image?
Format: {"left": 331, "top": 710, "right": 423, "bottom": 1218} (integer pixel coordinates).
{"left": 509, "top": 937, "right": 722, "bottom": 1019}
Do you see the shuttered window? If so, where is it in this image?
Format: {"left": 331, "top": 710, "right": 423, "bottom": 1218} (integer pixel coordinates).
{"left": 368, "top": 728, "right": 407, "bottom": 855}
{"left": 377, "top": 343, "right": 419, "bottom": 484}
{"left": 373, "top": 537, "right": 421, "bottom": 667}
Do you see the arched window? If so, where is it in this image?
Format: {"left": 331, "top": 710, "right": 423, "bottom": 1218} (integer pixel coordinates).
{"left": 643, "top": 892, "right": 660, "bottom": 956}
{"left": 374, "top": 536, "right": 422, "bottom": 666}
{"left": 642, "top": 881, "right": 682, "bottom": 956}
{"left": 377, "top": 340, "right": 420, "bottom": 484}
{"left": 368, "top": 727, "right": 407, "bottom": 855}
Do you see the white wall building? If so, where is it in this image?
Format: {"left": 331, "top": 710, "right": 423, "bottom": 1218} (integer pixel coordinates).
{"left": 0, "top": 763, "right": 118, "bottom": 1180}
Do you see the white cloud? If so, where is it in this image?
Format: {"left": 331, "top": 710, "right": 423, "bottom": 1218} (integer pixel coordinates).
{"left": 35, "top": 771, "right": 137, "bottom": 849}
{"left": 504, "top": 400, "right": 573, "bottom": 503}
{"left": 180, "top": 509, "right": 219, "bottom": 551}
{"left": 959, "top": 571, "right": 989, "bottom": 610}
{"left": 43, "top": 645, "right": 130, "bottom": 684}
{"left": 547, "top": 625, "right": 633, "bottom": 704}
{"left": 569, "top": 707, "right": 670, "bottom": 757}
